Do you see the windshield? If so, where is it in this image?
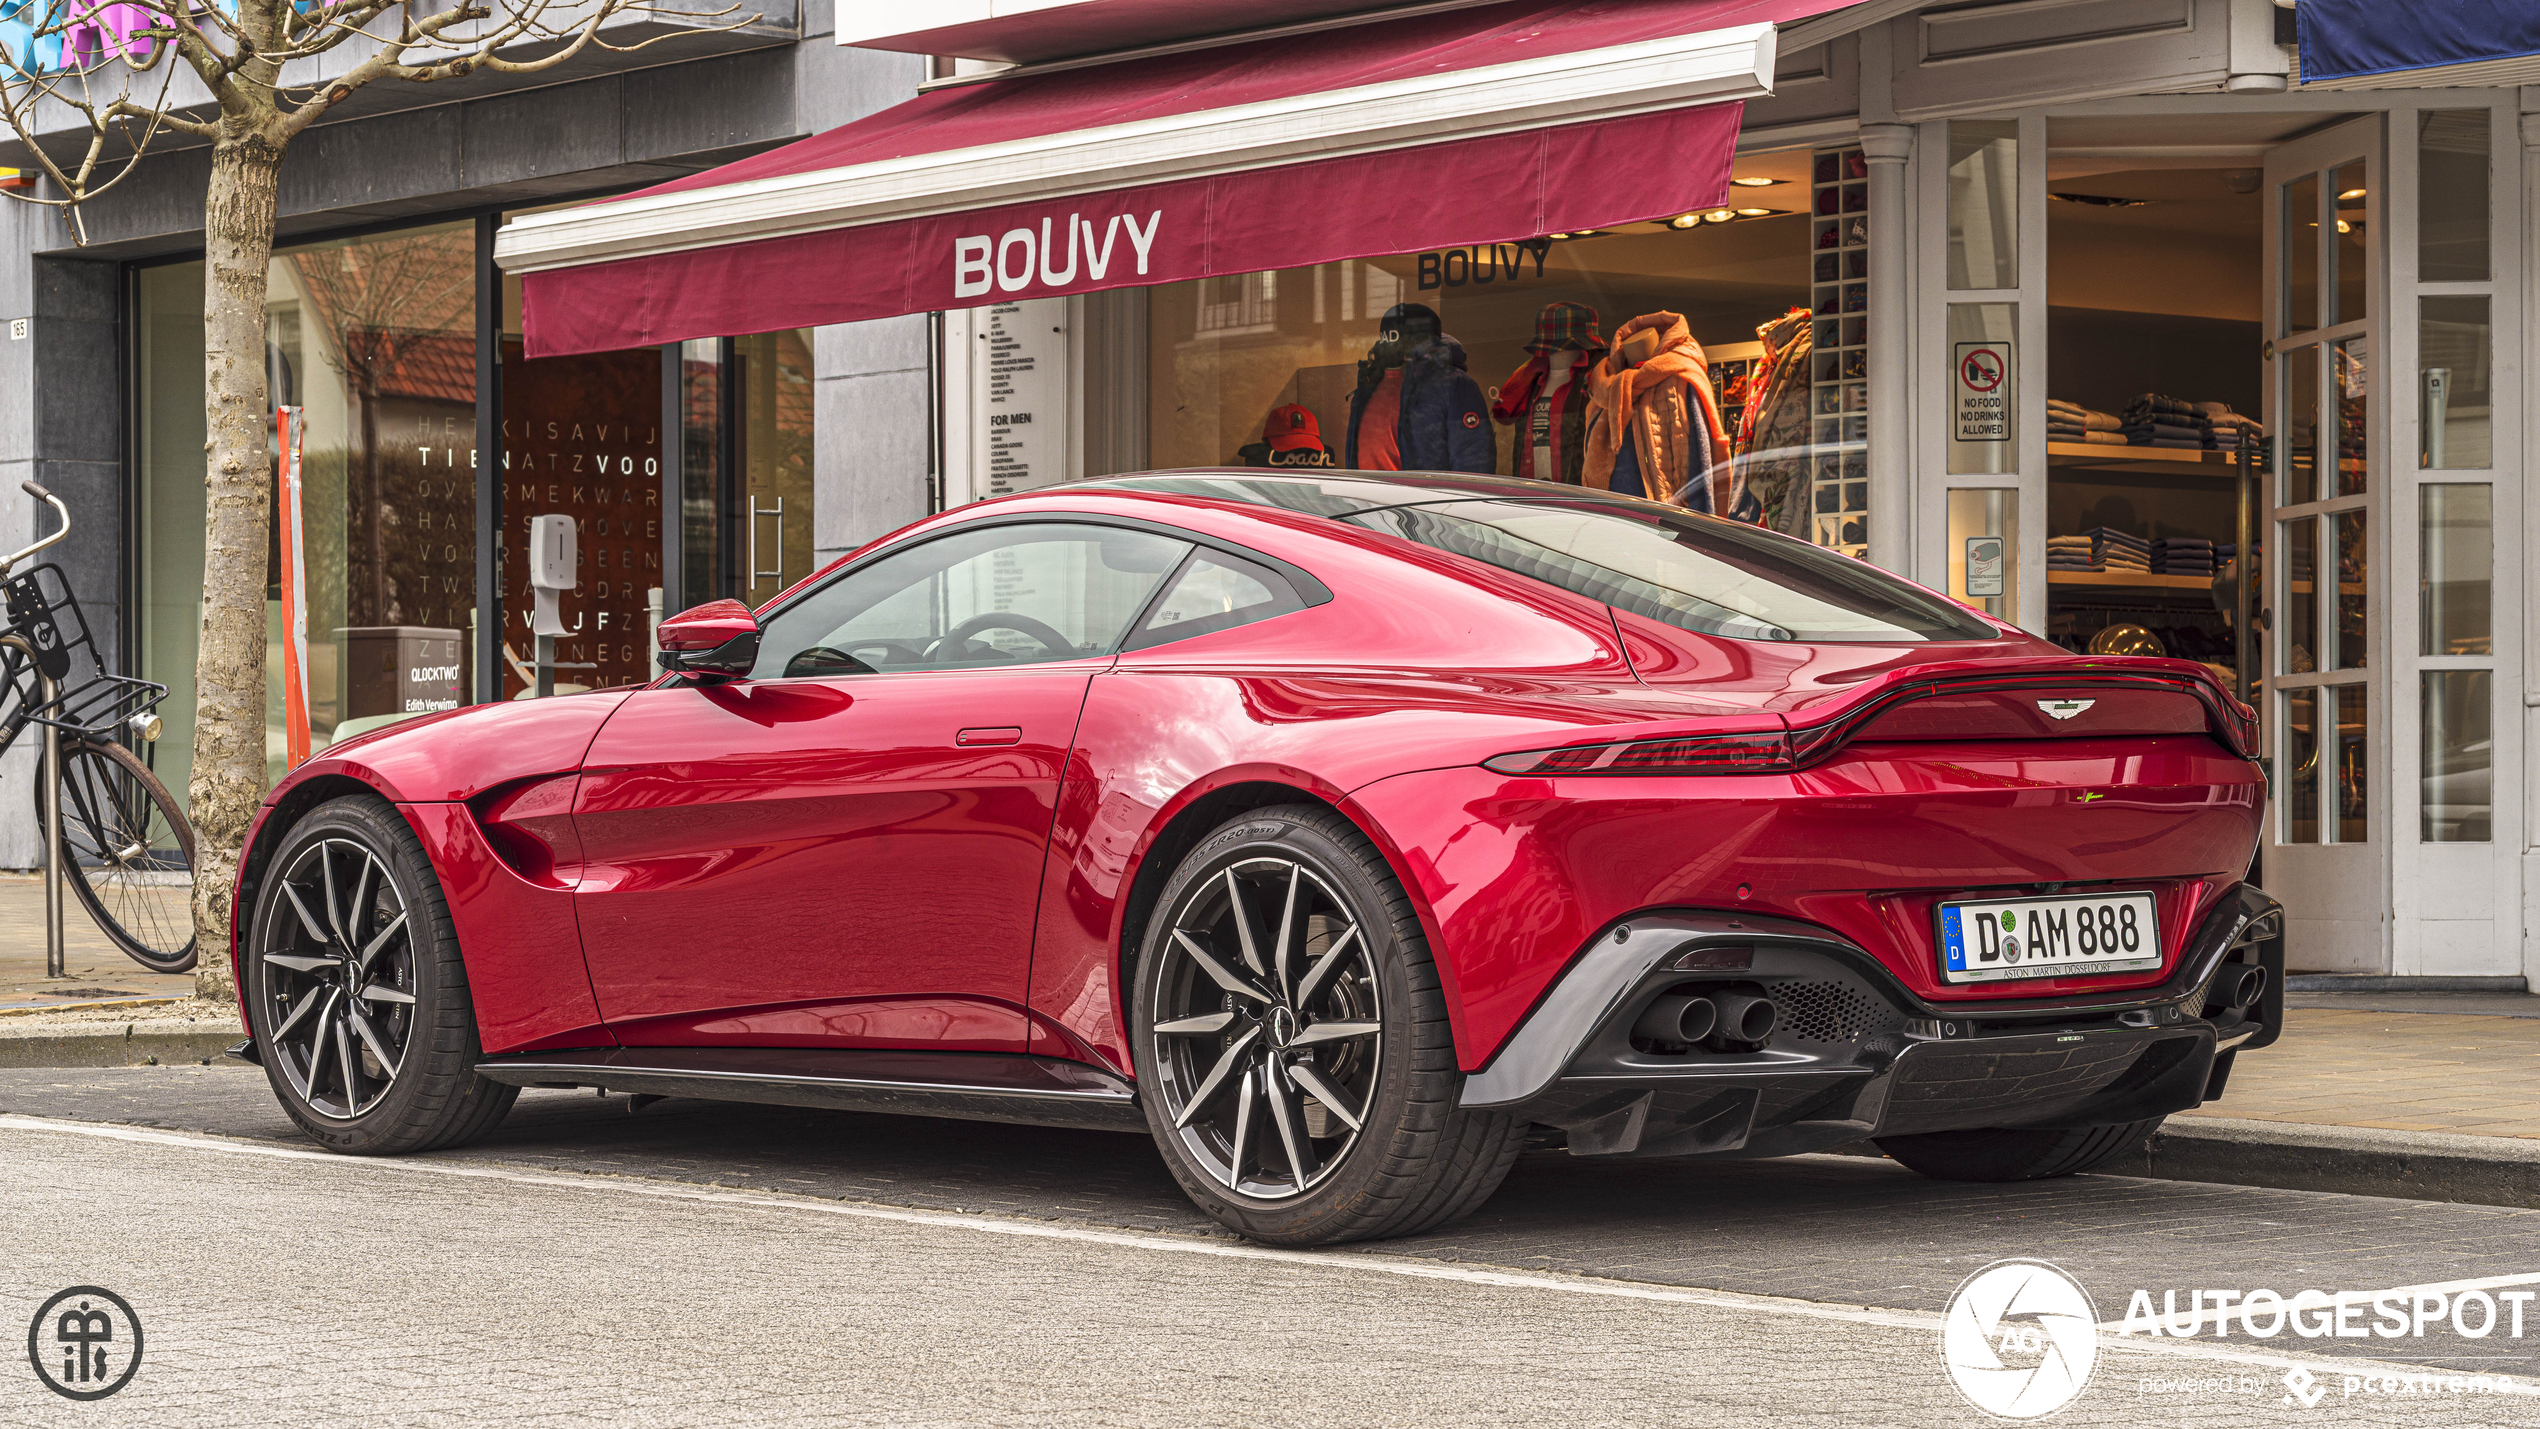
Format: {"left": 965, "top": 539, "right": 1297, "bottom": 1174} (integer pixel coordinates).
{"left": 1343, "top": 499, "right": 1997, "bottom": 643}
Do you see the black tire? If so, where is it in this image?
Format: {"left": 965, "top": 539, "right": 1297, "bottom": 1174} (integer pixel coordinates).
{"left": 243, "top": 795, "right": 516, "bottom": 1154}
{"left": 35, "top": 737, "right": 197, "bottom": 972}
{"left": 1875, "top": 1117, "right": 2164, "bottom": 1183}
{"left": 1131, "top": 804, "right": 1525, "bottom": 1246}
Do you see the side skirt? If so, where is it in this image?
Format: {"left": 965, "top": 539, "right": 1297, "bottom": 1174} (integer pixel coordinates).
{"left": 474, "top": 1047, "right": 1145, "bottom": 1133}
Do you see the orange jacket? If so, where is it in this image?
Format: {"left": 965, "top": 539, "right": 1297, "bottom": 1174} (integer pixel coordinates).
{"left": 1580, "top": 313, "right": 1733, "bottom": 506}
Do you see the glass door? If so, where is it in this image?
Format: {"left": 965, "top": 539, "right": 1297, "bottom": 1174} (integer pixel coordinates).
{"left": 2263, "top": 116, "right": 2383, "bottom": 970}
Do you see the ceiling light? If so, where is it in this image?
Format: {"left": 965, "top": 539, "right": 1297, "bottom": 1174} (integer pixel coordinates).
{"left": 1667, "top": 214, "right": 1700, "bottom": 229}
{"left": 2335, "top": 219, "right": 2352, "bottom": 234}
{"left": 1703, "top": 209, "right": 1736, "bottom": 223}
{"left": 1547, "top": 232, "right": 1570, "bottom": 240}
{"left": 1730, "top": 176, "right": 1780, "bottom": 187}
{"left": 1735, "top": 207, "right": 1779, "bottom": 217}
{"left": 2338, "top": 188, "right": 2366, "bottom": 200}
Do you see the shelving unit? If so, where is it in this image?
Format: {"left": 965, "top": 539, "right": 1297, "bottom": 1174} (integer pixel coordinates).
{"left": 1706, "top": 339, "right": 1764, "bottom": 444}
{"left": 1808, "top": 145, "right": 1868, "bottom": 558}
{"left": 2043, "top": 435, "right": 2258, "bottom": 673}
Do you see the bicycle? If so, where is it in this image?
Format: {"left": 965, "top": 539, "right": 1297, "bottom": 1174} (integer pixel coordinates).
{"left": 3, "top": 480, "right": 196, "bottom": 972}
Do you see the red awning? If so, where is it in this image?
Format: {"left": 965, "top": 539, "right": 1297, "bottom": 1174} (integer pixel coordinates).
{"left": 510, "top": 0, "right": 1855, "bottom": 356}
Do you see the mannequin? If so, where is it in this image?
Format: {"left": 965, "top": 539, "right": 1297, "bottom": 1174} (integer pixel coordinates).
{"left": 1491, "top": 301, "right": 1605, "bottom": 484}
{"left": 1582, "top": 312, "right": 1746, "bottom": 515}
{"left": 1345, "top": 303, "right": 1494, "bottom": 473}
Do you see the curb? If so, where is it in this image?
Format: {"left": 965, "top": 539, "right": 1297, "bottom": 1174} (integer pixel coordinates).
{"left": 0, "top": 1018, "right": 245, "bottom": 1069}
{"left": 1837, "top": 1116, "right": 2540, "bottom": 1210}
{"left": 2284, "top": 974, "right": 2529, "bottom": 994}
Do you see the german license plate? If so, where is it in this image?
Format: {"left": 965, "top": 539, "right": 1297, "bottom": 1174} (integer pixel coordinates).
{"left": 1937, "top": 891, "right": 2161, "bottom": 984}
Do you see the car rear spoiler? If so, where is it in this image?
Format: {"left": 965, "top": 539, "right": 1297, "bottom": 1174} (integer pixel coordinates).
{"left": 1782, "top": 657, "right": 2258, "bottom": 768}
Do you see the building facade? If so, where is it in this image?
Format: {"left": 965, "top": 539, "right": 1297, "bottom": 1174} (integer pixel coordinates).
{"left": 6, "top": 0, "right": 2536, "bottom": 985}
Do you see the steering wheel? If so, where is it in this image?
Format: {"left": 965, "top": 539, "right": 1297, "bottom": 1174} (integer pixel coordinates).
{"left": 924, "top": 612, "right": 1078, "bottom": 665}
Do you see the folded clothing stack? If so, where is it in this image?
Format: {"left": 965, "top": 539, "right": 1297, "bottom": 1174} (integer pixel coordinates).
{"left": 2047, "top": 398, "right": 2126, "bottom": 446}
{"left": 2089, "top": 527, "right": 2151, "bottom": 572}
{"left": 2196, "top": 402, "right": 2265, "bottom": 446}
{"left": 2046, "top": 534, "right": 2097, "bottom": 571}
{"left": 2122, "top": 394, "right": 2214, "bottom": 450}
{"left": 2152, "top": 537, "right": 2216, "bottom": 576}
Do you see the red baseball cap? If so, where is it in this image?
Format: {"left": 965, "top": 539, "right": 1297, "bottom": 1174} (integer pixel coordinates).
{"left": 1263, "top": 404, "right": 1323, "bottom": 452}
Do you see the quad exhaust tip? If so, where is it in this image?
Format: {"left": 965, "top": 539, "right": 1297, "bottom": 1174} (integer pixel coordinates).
{"left": 1632, "top": 991, "right": 1778, "bottom": 1050}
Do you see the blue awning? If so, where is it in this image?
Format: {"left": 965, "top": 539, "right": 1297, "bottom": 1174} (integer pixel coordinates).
{"left": 2298, "top": 0, "right": 2540, "bottom": 83}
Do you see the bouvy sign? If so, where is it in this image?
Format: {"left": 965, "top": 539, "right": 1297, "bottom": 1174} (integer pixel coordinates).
{"left": 954, "top": 211, "right": 1165, "bottom": 300}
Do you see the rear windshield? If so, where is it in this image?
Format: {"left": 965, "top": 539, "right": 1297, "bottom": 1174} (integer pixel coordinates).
{"left": 1342, "top": 500, "right": 1997, "bottom": 643}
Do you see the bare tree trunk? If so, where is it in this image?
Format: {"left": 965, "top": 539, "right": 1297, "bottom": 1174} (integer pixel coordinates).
{"left": 191, "top": 126, "right": 285, "bottom": 1003}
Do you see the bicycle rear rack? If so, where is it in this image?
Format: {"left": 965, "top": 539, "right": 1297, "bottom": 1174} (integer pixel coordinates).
{"left": 1, "top": 564, "right": 169, "bottom": 741}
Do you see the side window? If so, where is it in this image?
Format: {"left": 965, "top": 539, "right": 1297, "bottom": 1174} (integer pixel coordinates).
{"left": 1123, "top": 550, "right": 1308, "bottom": 651}
{"left": 751, "top": 523, "right": 1190, "bottom": 678}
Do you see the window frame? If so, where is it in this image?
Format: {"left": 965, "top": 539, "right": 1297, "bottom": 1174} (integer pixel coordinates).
{"left": 739, "top": 512, "right": 1331, "bottom": 683}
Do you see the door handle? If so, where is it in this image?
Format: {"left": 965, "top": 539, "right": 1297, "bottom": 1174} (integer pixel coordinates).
{"left": 956, "top": 727, "right": 1023, "bottom": 747}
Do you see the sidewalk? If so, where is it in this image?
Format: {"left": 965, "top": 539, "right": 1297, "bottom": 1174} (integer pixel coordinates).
{"left": 0, "top": 870, "right": 200, "bottom": 1011}
{"left": 2183, "top": 999, "right": 2540, "bottom": 1139}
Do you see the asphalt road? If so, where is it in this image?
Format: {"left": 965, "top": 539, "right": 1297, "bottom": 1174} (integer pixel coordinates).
{"left": 6, "top": 1066, "right": 2540, "bottom": 1426}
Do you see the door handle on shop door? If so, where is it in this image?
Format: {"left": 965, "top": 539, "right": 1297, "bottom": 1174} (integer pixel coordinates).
{"left": 956, "top": 727, "right": 1023, "bottom": 747}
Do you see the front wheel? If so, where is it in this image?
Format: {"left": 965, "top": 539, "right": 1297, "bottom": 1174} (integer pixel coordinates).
{"left": 1132, "top": 804, "right": 1524, "bottom": 1246}
{"left": 35, "top": 737, "right": 197, "bottom": 972}
{"left": 1875, "top": 1117, "right": 2164, "bottom": 1183}
{"left": 244, "top": 795, "right": 516, "bottom": 1154}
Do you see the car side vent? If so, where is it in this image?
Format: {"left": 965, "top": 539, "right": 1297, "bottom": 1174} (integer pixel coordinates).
{"left": 1771, "top": 981, "right": 1905, "bottom": 1044}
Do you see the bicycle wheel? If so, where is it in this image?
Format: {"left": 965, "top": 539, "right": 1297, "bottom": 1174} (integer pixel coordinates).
{"left": 35, "top": 736, "right": 198, "bottom": 972}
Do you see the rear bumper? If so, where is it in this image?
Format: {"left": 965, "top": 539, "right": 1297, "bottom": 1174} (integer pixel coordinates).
{"left": 1458, "top": 883, "right": 2285, "bottom": 1158}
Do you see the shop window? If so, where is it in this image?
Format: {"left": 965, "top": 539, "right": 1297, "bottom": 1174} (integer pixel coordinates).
{"left": 2283, "top": 688, "right": 2319, "bottom": 844}
{"left": 2281, "top": 172, "right": 2319, "bottom": 335}
{"left": 2333, "top": 510, "right": 2366, "bottom": 671}
{"left": 2419, "top": 296, "right": 2491, "bottom": 470}
{"left": 2336, "top": 684, "right": 2367, "bottom": 843}
{"left": 2282, "top": 345, "right": 2319, "bottom": 504}
{"left": 499, "top": 219, "right": 818, "bottom": 691}
{"left": 1140, "top": 155, "right": 1821, "bottom": 543}
{"left": 2418, "top": 111, "right": 2491, "bottom": 283}
{"left": 2332, "top": 335, "right": 2368, "bottom": 496}
{"left": 137, "top": 222, "right": 480, "bottom": 812}
{"left": 2329, "top": 160, "right": 2367, "bottom": 328}
{"left": 2421, "top": 669, "right": 2491, "bottom": 843}
{"left": 1946, "top": 120, "right": 2018, "bottom": 292}
{"left": 2419, "top": 485, "right": 2491, "bottom": 657}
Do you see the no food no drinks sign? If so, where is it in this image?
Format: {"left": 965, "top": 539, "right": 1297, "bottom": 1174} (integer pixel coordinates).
{"left": 1954, "top": 340, "right": 2012, "bottom": 443}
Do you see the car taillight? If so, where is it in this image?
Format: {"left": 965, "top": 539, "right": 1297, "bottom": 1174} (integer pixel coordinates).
{"left": 1483, "top": 731, "right": 1795, "bottom": 776}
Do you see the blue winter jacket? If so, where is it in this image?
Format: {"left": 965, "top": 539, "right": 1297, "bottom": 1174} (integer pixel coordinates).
{"left": 1344, "top": 338, "right": 1496, "bottom": 474}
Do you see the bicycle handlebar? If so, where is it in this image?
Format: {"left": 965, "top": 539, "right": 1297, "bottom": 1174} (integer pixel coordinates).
{"left": 4, "top": 481, "right": 68, "bottom": 574}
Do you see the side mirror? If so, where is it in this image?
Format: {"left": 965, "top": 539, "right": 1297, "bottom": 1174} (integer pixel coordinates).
{"left": 657, "top": 598, "right": 759, "bottom": 680}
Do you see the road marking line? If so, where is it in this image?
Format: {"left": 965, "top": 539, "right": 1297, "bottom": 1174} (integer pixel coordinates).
{"left": 2, "top": 1112, "right": 2532, "bottom": 1390}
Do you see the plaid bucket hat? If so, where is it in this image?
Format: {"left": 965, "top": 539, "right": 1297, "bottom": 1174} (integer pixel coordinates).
{"left": 1526, "top": 301, "right": 1606, "bottom": 354}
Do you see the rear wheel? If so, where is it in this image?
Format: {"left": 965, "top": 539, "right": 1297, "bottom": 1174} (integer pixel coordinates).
{"left": 35, "top": 737, "right": 196, "bottom": 972}
{"left": 1875, "top": 1117, "right": 2164, "bottom": 1182}
{"left": 244, "top": 795, "right": 515, "bottom": 1154}
{"left": 1133, "top": 804, "right": 1524, "bottom": 1246}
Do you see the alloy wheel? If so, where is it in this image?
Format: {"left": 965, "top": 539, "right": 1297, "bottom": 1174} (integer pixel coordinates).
{"left": 257, "top": 838, "right": 418, "bottom": 1120}
{"left": 1150, "top": 856, "right": 1383, "bottom": 1200}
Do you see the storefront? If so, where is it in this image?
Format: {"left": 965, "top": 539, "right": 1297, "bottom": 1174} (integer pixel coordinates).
{"left": 507, "top": 1, "right": 2537, "bottom": 982}
{"left": 127, "top": 220, "right": 822, "bottom": 808}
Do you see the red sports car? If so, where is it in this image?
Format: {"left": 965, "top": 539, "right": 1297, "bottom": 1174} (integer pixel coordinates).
{"left": 229, "top": 472, "right": 2281, "bottom": 1246}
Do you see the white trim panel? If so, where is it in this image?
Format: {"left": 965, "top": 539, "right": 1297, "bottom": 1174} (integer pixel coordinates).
{"left": 495, "top": 23, "right": 1777, "bottom": 273}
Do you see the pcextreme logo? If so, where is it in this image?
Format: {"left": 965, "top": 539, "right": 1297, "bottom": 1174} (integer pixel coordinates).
{"left": 1941, "top": 1259, "right": 2099, "bottom": 1419}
